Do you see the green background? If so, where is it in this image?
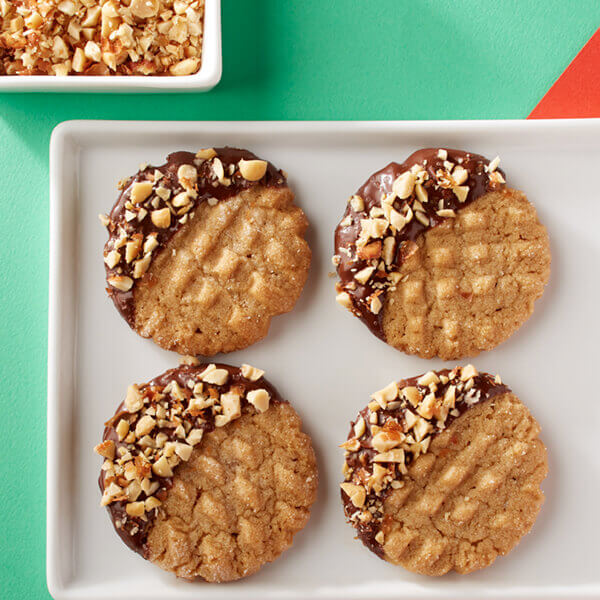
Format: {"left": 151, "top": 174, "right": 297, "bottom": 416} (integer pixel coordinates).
{"left": 0, "top": 1, "right": 598, "bottom": 598}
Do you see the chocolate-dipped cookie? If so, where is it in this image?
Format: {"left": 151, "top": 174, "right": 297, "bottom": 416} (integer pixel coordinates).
{"left": 101, "top": 148, "right": 311, "bottom": 356}
{"left": 95, "top": 360, "right": 318, "bottom": 582}
{"left": 333, "top": 149, "right": 551, "bottom": 359}
{"left": 340, "top": 365, "right": 547, "bottom": 575}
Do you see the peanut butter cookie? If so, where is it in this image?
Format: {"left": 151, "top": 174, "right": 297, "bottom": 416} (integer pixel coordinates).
{"left": 340, "top": 365, "right": 547, "bottom": 575}
{"left": 96, "top": 361, "right": 318, "bottom": 582}
{"left": 334, "top": 149, "right": 551, "bottom": 359}
{"left": 101, "top": 148, "right": 311, "bottom": 356}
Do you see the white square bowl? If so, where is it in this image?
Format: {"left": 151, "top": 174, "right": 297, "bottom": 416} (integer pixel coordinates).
{"left": 0, "top": 0, "right": 221, "bottom": 92}
{"left": 48, "top": 119, "right": 600, "bottom": 599}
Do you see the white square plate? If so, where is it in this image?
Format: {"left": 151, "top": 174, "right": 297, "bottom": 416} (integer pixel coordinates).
{"left": 0, "top": 0, "right": 221, "bottom": 92}
{"left": 48, "top": 119, "right": 600, "bottom": 599}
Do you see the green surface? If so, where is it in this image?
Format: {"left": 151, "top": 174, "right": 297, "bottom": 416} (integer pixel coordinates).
{"left": 0, "top": 1, "right": 598, "bottom": 598}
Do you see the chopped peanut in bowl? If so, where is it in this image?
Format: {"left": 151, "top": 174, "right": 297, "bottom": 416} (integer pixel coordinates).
{"left": 0, "top": 0, "right": 205, "bottom": 76}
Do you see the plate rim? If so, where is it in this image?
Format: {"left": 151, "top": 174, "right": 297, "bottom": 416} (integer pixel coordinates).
{"left": 47, "top": 118, "right": 600, "bottom": 600}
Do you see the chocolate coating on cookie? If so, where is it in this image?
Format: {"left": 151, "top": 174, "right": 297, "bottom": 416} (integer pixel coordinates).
{"left": 334, "top": 149, "right": 505, "bottom": 338}
{"left": 102, "top": 148, "right": 286, "bottom": 323}
{"left": 340, "top": 365, "right": 508, "bottom": 558}
{"left": 96, "top": 362, "right": 282, "bottom": 557}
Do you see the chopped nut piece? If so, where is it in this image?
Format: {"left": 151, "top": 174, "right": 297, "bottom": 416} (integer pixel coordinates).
{"left": 220, "top": 392, "right": 241, "bottom": 420}
{"left": 487, "top": 156, "right": 501, "bottom": 172}
{"left": 135, "top": 415, "right": 156, "bottom": 437}
{"left": 196, "top": 148, "right": 217, "bottom": 160}
{"left": 108, "top": 275, "right": 133, "bottom": 292}
{"left": 350, "top": 195, "right": 365, "bottom": 212}
{"left": 404, "top": 410, "right": 418, "bottom": 430}
{"left": 239, "top": 159, "right": 268, "bottom": 181}
{"left": 152, "top": 455, "right": 173, "bottom": 477}
{"left": 356, "top": 240, "right": 382, "bottom": 260}
{"left": 214, "top": 414, "right": 230, "bottom": 427}
{"left": 389, "top": 209, "right": 407, "bottom": 232}
{"left": 370, "top": 295, "right": 383, "bottom": 315}
{"left": 177, "top": 164, "right": 197, "bottom": 189}
{"left": 211, "top": 157, "right": 225, "bottom": 181}
{"left": 340, "top": 438, "right": 361, "bottom": 452}
{"left": 94, "top": 440, "right": 115, "bottom": 460}
{"left": 371, "top": 381, "right": 398, "bottom": 408}
{"left": 174, "top": 442, "right": 193, "bottom": 461}
{"left": 130, "top": 0, "right": 159, "bottom": 19}
{"left": 340, "top": 482, "right": 366, "bottom": 508}
{"left": 145, "top": 496, "right": 162, "bottom": 511}
{"left": 143, "top": 234, "right": 159, "bottom": 254}
{"left": 413, "top": 417, "right": 432, "bottom": 442}
{"left": 187, "top": 428, "right": 204, "bottom": 446}
{"left": 130, "top": 180, "right": 153, "bottom": 204}
{"left": 115, "top": 419, "right": 130, "bottom": 441}
{"left": 443, "top": 385, "right": 456, "bottom": 407}
{"left": 354, "top": 417, "right": 366, "bottom": 438}
{"left": 403, "top": 386, "right": 421, "bottom": 407}
{"left": 241, "top": 364, "right": 265, "bottom": 382}
{"left": 381, "top": 237, "right": 395, "bottom": 266}
{"left": 372, "top": 431, "right": 403, "bottom": 452}
{"left": 151, "top": 207, "right": 171, "bottom": 229}
{"left": 452, "top": 166, "right": 469, "bottom": 185}
{"left": 126, "top": 501, "right": 145, "bottom": 517}
{"left": 132, "top": 254, "right": 151, "bottom": 279}
{"left": 172, "top": 192, "right": 190, "bottom": 207}
{"left": 101, "top": 482, "right": 123, "bottom": 506}
{"left": 453, "top": 186, "right": 469, "bottom": 203}
{"left": 415, "top": 182, "right": 428, "bottom": 204}
{"left": 417, "top": 371, "right": 440, "bottom": 386}
{"left": 460, "top": 364, "right": 478, "bottom": 381}
{"left": 124, "top": 384, "right": 143, "bottom": 413}
{"left": 392, "top": 171, "right": 415, "bottom": 199}
{"left": 125, "top": 238, "right": 142, "bottom": 263}
{"left": 170, "top": 58, "right": 201, "bottom": 76}
{"left": 360, "top": 218, "right": 388, "bottom": 241}
{"left": 415, "top": 211, "right": 430, "bottom": 226}
{"left": 490, "top": 171, "right": 505, "bottom": 184}
{"left": 247, "top": 389, "right": 270, "bottom": 413}
{"left": 104, "top": 250, "right": 121, "bottom": 269}
{"left": 416, "top": 393, "right": 437, "bottom": 419}
{"left": 201, "top": 366, "right": 229, "bottom": 386}
{"left": 373, "top": 449, "right": 405, "bottom": 463}
{"left": 355, "top": 266, "right": 375, "bottom": 285}
{"left": 336, "top": 292, "right": 353, "bottom": 310}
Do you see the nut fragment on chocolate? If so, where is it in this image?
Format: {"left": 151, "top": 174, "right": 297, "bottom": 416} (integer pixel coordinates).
{"left": 0, "top": 0, "right": 205, "bottom": 76}
{"left": 340, "top": 365, "right": 509, "bottom": 558}
{"left": 333, "top": 149, "right": 506, "bottom": 338}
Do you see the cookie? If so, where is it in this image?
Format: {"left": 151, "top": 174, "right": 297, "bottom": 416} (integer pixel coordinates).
{"left": 101, "top": 148, "right": 311, "bottom": 356}
{"left": 95, "top": 360, "right": 318, "bottom": 582}
{"left": 340, "top": 365, "right": 547, "bottom": 575}
{"left": 334, "top": 149, "right": 551, "bottom": 359}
